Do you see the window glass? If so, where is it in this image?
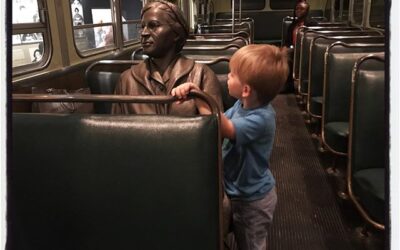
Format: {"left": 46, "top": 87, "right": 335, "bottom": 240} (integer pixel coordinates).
{"left": 325, "top": 0, "right": 332, "bottom": 21}
{"left": 270, "top": 0, "right": 294, "bottom": 10}
{"left": 231, "top": 0, "right": 265, "bottom": 10}
{"left": 70, "top": 0, "right": 115, "bottom": 53}
{"left": 352, "top": 0, "right": 363, "bottom": 25}
{"left": 13, "top": 0, "right": 40, "bottom": 24}
{"left": 12, "top": 33, "right": 44, "bottom": 67}
{"left": 370, "top": 0, "right": 385, "bottom": 29}
{"left": 12, "top": 0, "right": 49, "bottom": 73}
{"left": 120, "top": 0, "right": 142, "bottom": 44}
{"left": 335, "top": 0, "right": 349, "bottom": 22}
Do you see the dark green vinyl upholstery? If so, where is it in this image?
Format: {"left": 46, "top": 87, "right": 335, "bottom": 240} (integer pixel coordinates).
{"left": 132, "top": 45, "right": 239, "bottom": 61}
{"left": 186, "top": 37, "right": 248, "bottom": 47}
{"left": 207, "top": 58, "right": 236, "bottom": 111}
{"left": 307, "top": 35, "right": 384, "bottom": 117}
{"left": 293, "top": 26, "right": 360, "bottom": 82}
{"left": 322, "top": 44, "right": 384, "bottom": 154}
{"left": 349, "top": 55, "right": 385, "bottom": 226}
{"left": 86, "top": 71, "right": 121, "bottom": 113}
{"left": 298, "top": 29, "right": 381, "bottom": 95}
{"left": 85, "top": 60, "right": 140, "bottom": 114}
{"left": 10, "top": 113, "right": 222, "bottom": 250}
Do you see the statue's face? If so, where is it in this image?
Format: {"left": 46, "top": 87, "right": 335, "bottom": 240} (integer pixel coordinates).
{"left": 140, "top": 7, "right": 178, "bottom": 58}
{"left": 295, "top": 2, "right": 308, "bottom": 19}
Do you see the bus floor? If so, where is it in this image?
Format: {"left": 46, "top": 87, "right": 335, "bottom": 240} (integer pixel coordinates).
{"left": 264, "top": 93, "right": 386, "bottom": 250}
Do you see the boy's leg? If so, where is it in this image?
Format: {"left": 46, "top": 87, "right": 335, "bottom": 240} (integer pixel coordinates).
{"left": 231, "top": 187, "right": 277, "bottom": 250}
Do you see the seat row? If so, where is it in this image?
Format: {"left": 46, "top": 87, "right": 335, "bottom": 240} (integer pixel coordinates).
{"left": 290, "top": 22, "right": 386, "bottom": 231}
{"left": 99, "top": 28, "right": 252, "bottom": 112}
{"left": 11, "top": 91, "right": 224, "bottom": 250}
{"left": 85, "top": 57, "right": 235, "bottom": 113}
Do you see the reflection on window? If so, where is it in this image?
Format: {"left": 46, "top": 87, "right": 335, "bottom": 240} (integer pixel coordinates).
{"left": 12, "top": 0, "right": 49, "bottom": 73}
{"left": 352, "top": 0, "right": 363, "bottom": 25}
{"left": 121, "top": 0, "right": 142, "bottom": 44}
{"left": 122, "top": 22, "right": 141, "bottom": 42}
{"left": 74, "top": 26, "right": 114, "bottom": 51}
{"left": 70, "top": 0, "right": 115, "bottom": 53}
{"left": 12, "top": 33, "right": 44, "bottom": 67}
{"left": 232, "top": 0, "right": 265, "bottom": 10}
{"left": 270, "top": 0, "right": 294, "bottom": 10}
{"left": 370, "top": 0, "right": 385, "bottom": 29}
{"left": 335, "top": 0, "right": 349, "bottom": 22}
{"left": 13, "top": 0, "right": 40, "bottom": 24}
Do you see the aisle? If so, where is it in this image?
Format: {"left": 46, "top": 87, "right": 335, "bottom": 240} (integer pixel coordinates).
{"left": 268, "top": 94, "right": 384, "bottom": 250}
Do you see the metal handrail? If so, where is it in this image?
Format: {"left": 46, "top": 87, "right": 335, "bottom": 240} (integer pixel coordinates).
{"left": 12, "top": 90, "right": 221, "bottom": 116}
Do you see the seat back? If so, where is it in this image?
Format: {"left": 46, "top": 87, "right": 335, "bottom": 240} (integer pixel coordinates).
{"left": 10, "top": 96, "right": 222, "bottom": 250}
{"left": 323, "top": 43, "right": 385, "bottom": 124}
{"left": 214, "top": 18, "right": 255, "bottom": 44}
{"left": 189, "top": 31, "right": 251, "bottom": 44}
{"left": 307, "top": 35, "right": 384, "bottom": 117}
{"left": 281, "top": 16, "right": 294, "bottom": 46}
{"left": 132, "top": 44, "right": 240, "bottom": 61}
{"left": 350, "top": 54, "right": 385, "bottom": 172}
{"left": 348, "top": 53, "right": 385, "bottom": 229}
{"left": 321, "top": 43, "right": 384, "bottom": 153}
{"left": 186, "top": 37, "right": 248, "bottom": 47}
{"left": 293, "top": 26, "right": 362, "bottom": 80}
{"left": 298, "top": 29, "right": 382, "bottom": 95}
{"left": 85, "top": 60, "right": 139, "bottom": 113}
{"left": 202, "top": 57, "right": 236, "bottom": 111}
{"left": 197, "top": 21, "right": 253, "bottom": 43}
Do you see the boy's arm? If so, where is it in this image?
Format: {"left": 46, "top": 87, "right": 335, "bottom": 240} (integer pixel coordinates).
{"left": 220, "top": 114, "right": 235, "bottom": 140}
{"left": 171, "top": 83, "right": 236, "bottom": 140}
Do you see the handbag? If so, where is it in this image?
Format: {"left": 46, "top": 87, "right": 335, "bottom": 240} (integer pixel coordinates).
{"left": 31, "top": 87, "right": 94, "bottom": 113}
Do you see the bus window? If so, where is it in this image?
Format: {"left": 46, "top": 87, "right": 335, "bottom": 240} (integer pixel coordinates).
{"left": 231, "top": 0, "right": 265, "bottom": 10}
{"left": 369, "top": 0, "right": 385, "bottom": 29}
{"left": 120, "top": 0, "right": 142, "bottom": 45}
{"left": 12, "top": 0, "right": 50, "bottom": 75}
{"left": 12, "top": 34, "right": 44, "bottom": 67}
{"left": 335, "top": 0, "right": 349, "bottom": 22}
{"left": 270, "top": 0, "right": 293, "bottom": 10}
{"left": 352, "top": 0, "right": 364, "bottom": 25}
{"left": 70, "top": 0, "right": 115, "bottom": 54}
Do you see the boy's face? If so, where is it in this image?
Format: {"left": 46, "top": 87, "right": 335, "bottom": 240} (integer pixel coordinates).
{"left": 227, "top": 69, "right": 244, "bottom": 99}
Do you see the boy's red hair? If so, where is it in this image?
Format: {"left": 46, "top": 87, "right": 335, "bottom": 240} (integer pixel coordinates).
{"left": 229, "top": 44, "right": 289, "bottom": 104}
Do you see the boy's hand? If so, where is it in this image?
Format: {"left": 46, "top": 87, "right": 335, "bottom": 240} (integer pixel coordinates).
{"left": 171, "top": 83, "right": 211, "bottom": 115}
{"left": 171, "top": 83, "right": 200, "bottom": 102}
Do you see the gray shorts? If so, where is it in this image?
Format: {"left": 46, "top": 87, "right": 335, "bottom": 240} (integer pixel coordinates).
{"left": 224, "top": 187, "right": 277, "bottom": 250}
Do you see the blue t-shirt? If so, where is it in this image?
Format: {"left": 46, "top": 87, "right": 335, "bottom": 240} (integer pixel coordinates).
{"left": 223, "top": 100, "right": 276, "bottom": 201}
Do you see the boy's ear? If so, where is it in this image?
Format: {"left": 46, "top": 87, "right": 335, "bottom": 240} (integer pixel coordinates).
{"left": 242, "top": 84, "right": 251, "bottom": 98}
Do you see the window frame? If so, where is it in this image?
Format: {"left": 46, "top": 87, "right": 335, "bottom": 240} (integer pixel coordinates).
{"left": 12, "top": 0, "right": 52, "bottom": 77}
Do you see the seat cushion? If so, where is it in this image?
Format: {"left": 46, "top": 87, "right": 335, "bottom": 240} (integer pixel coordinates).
{"left": 353, "top": 168, "right": 385, "bottom": 223}
{"left": 324, "top": 122, "right": 349, "bottom": 153}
